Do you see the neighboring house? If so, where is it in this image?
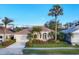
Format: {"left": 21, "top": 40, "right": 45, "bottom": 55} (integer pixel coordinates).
{"left": 0, "top": 27, "right": 14, "bottom": 42}
{"left": 63, "top": 25, "right": 79, "bottom": 45}
{"left": 14, "top": 26, "right": 54, "bottom": 43}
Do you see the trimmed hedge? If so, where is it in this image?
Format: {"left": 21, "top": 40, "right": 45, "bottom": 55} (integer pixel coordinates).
{"left": 25, "top": 39, "right": 67, "bottom": 47}
{"left": 26, "top": 39, "right": 47, "bottom": 47}
{"left": 47, "top": 39, "right": 55, "bottom": 43}
{"left": 32, "top": 39, "right": 47, "bottom": 44}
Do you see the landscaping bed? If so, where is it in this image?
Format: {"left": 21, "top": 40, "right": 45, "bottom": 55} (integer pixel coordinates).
{"left": 25, "top": 39, "right": 72, "bottom": 48}
{"left": 0, "top": 39, "right": 16, "bottom": 48}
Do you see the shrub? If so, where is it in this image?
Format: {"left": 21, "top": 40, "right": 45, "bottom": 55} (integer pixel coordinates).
{"left": 2, "top": 39, "right": 16, "bottom": 46}
{"left": 32, "top": 39, "right": 46, "bottom": 44}
{"left": 55, "top": 40, "right": 60, "bottom": 44}
{"left": 73, "top": 44, "right": 79, "bottom": 47}
{"left": 57, "top": 32, "right": 65, "bottom": 41}
{"left": 26, "top": 39, "right": 47, "bottom": 47}
{"left": 25, "top": 41, "right": 32, "bottom": 47}
{"left": 47, "top": 39, "right": 55, "bottom": 43}
{"left": 47, "top": 39, "right": 61, "bottom": 44}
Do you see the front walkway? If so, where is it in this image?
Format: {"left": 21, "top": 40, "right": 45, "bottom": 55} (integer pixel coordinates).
{"left": 0, "top": 42, "right": 25, "bottom": 55}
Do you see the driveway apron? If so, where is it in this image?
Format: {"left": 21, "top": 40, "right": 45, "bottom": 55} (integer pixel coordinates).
{"left": 0, "top": 42, "right": 25, "bottom": 55}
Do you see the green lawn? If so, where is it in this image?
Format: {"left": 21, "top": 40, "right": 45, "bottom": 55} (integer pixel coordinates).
{"left": 0, "top": 45, "right": 5, "bottom": 48}
{"left": 23, "top": 49, "right": 79, "bottom": 54}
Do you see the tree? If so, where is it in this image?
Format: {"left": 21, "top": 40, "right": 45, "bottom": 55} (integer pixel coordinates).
{"left": 64, "top": 22, "right": 73, "bottom": 29}
{"left": 2, "top": 17, "right": 13, "bottom": 41}
{"left": 57, "top": 31, "right": 65, "bottom": 41}
{"left": 32, "top": 26, "right": 42, "bottom": 39}
{"left": 27, "top": 26, "right": 42, "bottom": 43}
{"left": 32, "top": 26, "right": 42, "bottom": 33}
{"left": 45, "top": 20, "right": 62, "bottom": 31}
{"left": 48, "top": 31, "right": 55, "bottom": 39}
{"left": 27, "top": 33, "right": 33, "bottom": 40}
{"left": 14, "top": 27, "right": 22, "bottom": 32}
{"left": 48, "top": 4, "right": 63, "bottom": 41}
{"left": 27, "top": 33, "right": 33, "bottom": 47}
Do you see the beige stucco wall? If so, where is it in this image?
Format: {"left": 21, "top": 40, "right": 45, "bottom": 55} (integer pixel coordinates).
{"left": 33, "top": 31, "right": 52, "bottom": 41}
{"left": 0, "top": 34, "right": 13, "bottom": 42}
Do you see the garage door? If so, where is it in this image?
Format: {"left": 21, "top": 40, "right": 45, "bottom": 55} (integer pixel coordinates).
{"left": 15, "top": 35, "right": 28, "bottom": 43}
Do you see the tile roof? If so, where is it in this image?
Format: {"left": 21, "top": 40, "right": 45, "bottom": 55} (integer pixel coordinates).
{"left": 41, "top": 26, "right": 54, "bottom": 32}
{"left": 15, "top": 28, "right": 30, "bottom": 35}
{"left": 62, "top": 25, "right": 79, "bottom": 33}
{"left": 15, "top": 26, "right": 54, "bottom": 35}
{"left": 0, "top": 27, "right": 13, "bottom": 34}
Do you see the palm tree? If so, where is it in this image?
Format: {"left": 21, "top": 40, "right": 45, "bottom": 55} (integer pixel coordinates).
{"left": 45, "top": 20, "right": 62, "bottom": 31}
{"left": 2, "top": 17, "right": 13, "bottom": 41}
{"left": 27, "top": 33, "right": 33, "bottom": 47}
{"left": 48, "top": 4, "right": 63, "bottom": 41}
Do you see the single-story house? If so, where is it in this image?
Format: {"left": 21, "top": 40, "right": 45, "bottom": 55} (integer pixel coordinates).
{"left": 0, "top": 27, "right": 14, "bottom": 43}
{"left": 62, "top": 25, "right": 79, "bottom": 46}
{"left": 14, "top": 26, "right": 54, "bottom": 43}
{"left": 32, "top": 26, "right": 54, "bottom": 41}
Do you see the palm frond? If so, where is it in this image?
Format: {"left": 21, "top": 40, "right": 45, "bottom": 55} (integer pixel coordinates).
{"left": 2, "top": 17, "right": 13, "bottom": 25}
{"left": 48, "top": 4, "right": 63, "bottom": 16}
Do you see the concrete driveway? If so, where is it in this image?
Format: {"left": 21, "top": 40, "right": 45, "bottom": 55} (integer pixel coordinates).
{"left": 0, "top": 42, "right": 25, "bottom": 55}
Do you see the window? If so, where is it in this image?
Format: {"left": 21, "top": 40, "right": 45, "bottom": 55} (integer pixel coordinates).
{"left": 0, "top": 40, "right": 2, "bottom": 44}
{"left": 10, "top": 35, "right": 14, "bottom": 40}
{"left": 0, "top": 36, "right": 2, "bottom": 38}
{"left": 43, "top": 33, "right": 47, "bottom": 39}
{"left": 48, "top": 33, "right": 50, "bottom": 37}
{"left": 40, "top": 33, "right": 41, "bottom": 38}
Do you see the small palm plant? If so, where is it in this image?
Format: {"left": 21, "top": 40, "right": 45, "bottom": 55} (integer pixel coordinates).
{"left": 27, "top": 33, "right": 33, "bottom": 47}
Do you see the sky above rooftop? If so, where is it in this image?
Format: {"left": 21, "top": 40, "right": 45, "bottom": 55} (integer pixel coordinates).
{"left": 0, "top": 4, "right": 79, "bottom": 27}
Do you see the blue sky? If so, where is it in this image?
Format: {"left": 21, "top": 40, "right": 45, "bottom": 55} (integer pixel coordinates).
{"left": 0, "top": 4, "right": 79, "bottom": 26}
